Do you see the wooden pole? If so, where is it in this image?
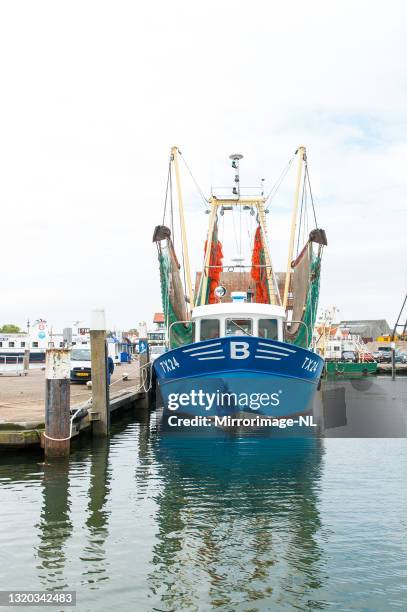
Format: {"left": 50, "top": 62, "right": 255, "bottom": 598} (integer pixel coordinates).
{"left": 44, "top": 348, "right": 71, "bottom": 458}
{"left": 90, "top": 309, "right": 109, "bottom": 436}
{"left": 391, "top": 342, "right": 396, "bottom": 381}
{"left": 138, "top": 339, "right": 150, "bottom": 409}
{"left": 87, "top": 438, "right": 110, "bottom": 533}
{"left": 23, "top": 348, "right": 30, "bottom": 375}
{"left": 283, "top": 146, "right": 306, "bottom": 310}
{"left": 171, "top": 146, "right": 194, "bottom": 309}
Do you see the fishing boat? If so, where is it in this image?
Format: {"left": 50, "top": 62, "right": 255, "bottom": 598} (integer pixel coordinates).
{"left": 316, "top": 308, "right": 378, "bottom": 377}
{"left": 325, "top": 361, "right": 377, "bottom": 376}
{"left": 152, "top": 147, "right": 327, "bottom": 427}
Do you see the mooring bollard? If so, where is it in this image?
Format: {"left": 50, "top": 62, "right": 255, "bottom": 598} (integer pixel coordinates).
{"left": 90, "top": 309, "right": 109, "bottom": 436}
{"left": 391, "top": 341, "right": 396, "bottom": 381}
{"left": 139, "top": 339, "right": 150, "bottom": 409}
{"left": 44, "top": 348, "right": 71, "bottom": 458}
{"left": 23, "top": 349, "right": 30, "bottom": 375}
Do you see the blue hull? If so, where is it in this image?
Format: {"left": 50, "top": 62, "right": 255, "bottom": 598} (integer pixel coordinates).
{"left": 154, "top": 336, "right": 324, "bottom": 423}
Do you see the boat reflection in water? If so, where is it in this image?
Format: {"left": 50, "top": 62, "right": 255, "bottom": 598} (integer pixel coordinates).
{"left": 0, "top": 411, "right": 324, "bottom": 611}
{"left": 146, "top": 421, "right": 325, "bottom": 609}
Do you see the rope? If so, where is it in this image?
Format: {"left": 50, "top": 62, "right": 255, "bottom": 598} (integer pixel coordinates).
{"left": 305, "top": 163, "right": 318, "bottom": 228}
{"left": 162, "top": 160, "right": 172, "bottom": 226}
{"left": 265, "top": 155, "right": 295, "bottom": 210}
{"left": 169, "top": 164, "right": 174, "bottom": 241}
{"left": 139, "top": 360, "right": 153, "bottom": 393}
{"left": 180, "top": 219, "right": 188, "bottom": 303}
{"left": 231, "top": 207, "right": 240, "bottom": 253}
{"left": 178, "top": 150, "right": 210, "bottom": 210}
{"left": 43, "top": 406, "right": 84, "bottom": 442}
{"left": 296, "top": 174, "right": 307, "bottom": 257}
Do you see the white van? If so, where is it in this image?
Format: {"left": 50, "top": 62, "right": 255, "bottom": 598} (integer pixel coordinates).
{"left": 70, "top": 347, "right": 91, "bottom": 382}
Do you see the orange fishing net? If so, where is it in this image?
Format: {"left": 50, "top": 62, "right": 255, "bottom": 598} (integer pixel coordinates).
{"left": 204, "top": 237, "right": 223, "bottom": 304}
{"left": 251, "top": 226, "right": 269, "bottom": 303}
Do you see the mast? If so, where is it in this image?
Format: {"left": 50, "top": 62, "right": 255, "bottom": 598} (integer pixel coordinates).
{"left": 282, "top": 146, "right": 306, "bottom": 310}
{"left": 198, "top": 201, "right": 218, "bottom": 305}
{"left": 171, "top": 146, "right": 194, "bottom": 310}
{"left": 256, "top": 201, "right": 280, "bottom": 305}
{"left": 198, "top": 153, "right": 281, "bottom": 306}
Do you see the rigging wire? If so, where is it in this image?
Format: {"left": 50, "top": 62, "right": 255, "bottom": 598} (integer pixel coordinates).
{"left": 168, "top": 160, "right": 188, "bottom": 300}
{"left": 305, "top": 184, "right": 309, "bottom": 244}
{"left": 162, "top": 160, "right": 172, "bottom": 226}
{"left": 265, "top": 155, "right": 295, "bottom": 211}
{"left": 169, "top": 164, "right": 175, "bottom": 242}
{"left": 178, "top": 150, "right": 210, "bottom": 210}
{"left": 296, "top": 174, "right": 307, "bottom": 257}
{"left": 239, "top": 201, "right": 242, "bottom": 256}
{"left": 304, "top": 162, "right": 318, "bottom": 228}
{"left": 159, "top": 157, "right": 173, "bottom": 338}
{"left": 244, "top": 208, "right": 253, "bottom": 253}
{"left": 180, "top": 230, "right": 188, "bottom": 303}
{"left": 220, "top": 212, "right": 225, "bottom": 272}
{"left": 231, "top": 207, "right": 240, "bottom": 254}
{"left": 239, "top": 204, "right": 243, "bottom": 288}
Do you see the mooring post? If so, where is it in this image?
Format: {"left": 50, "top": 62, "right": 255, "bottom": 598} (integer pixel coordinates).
{"left": 44, "top": 348, "right": 71, "bottom": 458}
{"left": 23, "top": 348, "right": 30, "bottom": 375}
{"left": 391, "top": 341, "right": 396, "bottom": 381}
{"left": 90, "top": 309, "right": 109, "bottom": 436}
{"left": 138, "top": 338, "right": 150, "bottom": 409}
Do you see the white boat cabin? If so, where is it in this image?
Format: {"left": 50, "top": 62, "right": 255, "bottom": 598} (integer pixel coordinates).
{"left": 191, "top": 302, "right": 286, "bottom": 343}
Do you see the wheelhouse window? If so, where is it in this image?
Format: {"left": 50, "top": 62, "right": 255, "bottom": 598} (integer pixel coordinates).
{"left": 32, "top": 342, "right": 39, "bottom": 348}
{"left": 20, "top": 342, "right": 26, "bottom": 347}
{"left": 225, "top": 318, "right": 252, "bottom": 336}
{"left": 200, "top": 319, "right": 220, "bottom": 341}
{"left": 9, "top": 342, "right": 15, "bottom": 348}
{"left": 258, "top": 319, "right": 278, "bottom": 340}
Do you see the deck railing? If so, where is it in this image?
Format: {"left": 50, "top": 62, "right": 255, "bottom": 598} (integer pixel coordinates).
{"left": 0, "top": 355, "right": 25, "bottom": 376}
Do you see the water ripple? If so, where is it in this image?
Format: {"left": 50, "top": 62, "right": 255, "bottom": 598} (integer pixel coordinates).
{"left": 1, "top": 420, "right": 407, "bottom": 610}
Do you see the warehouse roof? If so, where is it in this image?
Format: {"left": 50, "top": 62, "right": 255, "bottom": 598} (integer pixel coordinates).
{"left": 339, "top": 319, "right": 391, "bottom": 338}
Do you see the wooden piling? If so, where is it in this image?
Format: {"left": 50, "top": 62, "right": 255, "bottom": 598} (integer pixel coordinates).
{"left": 90, "top": 310, "right": 109, "bottom": 436}
{"left": 23, "top": 349, "right": 30, "bottom": 374}
{"left": 391, "top": 342, "right": 396, "bottom": 381}
{"left": 44, "top": 348, "right": 71, "bottom": 458}
{"left": 139, "top": 340, "right": 150, "bottom": 409}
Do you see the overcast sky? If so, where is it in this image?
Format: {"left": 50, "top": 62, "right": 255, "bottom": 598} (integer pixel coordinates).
{"left": 1, "top": 0, "right": 406, "bottom": 331}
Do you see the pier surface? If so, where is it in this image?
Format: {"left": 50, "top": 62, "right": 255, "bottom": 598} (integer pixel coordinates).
{"left": 0, "top": 361, "right": 141, "bottom": 424}
{"left": 0, "top": 360, "right": 145, "bottom": 447}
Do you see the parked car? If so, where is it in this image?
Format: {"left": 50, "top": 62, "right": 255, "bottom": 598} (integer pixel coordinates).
{"left": 376, "top": 347, "right": 393, "bottom": 363}
{"left": 395, "top": 351, "right": 407, "bottom": 364}
{"left": 70, "top": 347, "right": 91, "bottom": 382}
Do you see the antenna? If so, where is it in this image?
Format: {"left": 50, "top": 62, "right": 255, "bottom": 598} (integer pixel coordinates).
{"left": 229, "top": 153, "right": 243, "bottom": 197}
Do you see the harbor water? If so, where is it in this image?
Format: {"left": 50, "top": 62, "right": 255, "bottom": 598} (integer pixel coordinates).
{"left": 1, "top": 407, "right": 407, "bottom": 610}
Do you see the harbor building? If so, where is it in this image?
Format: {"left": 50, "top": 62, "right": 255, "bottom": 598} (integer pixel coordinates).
{"left": 339, "top": 320, "right": 391, "bottom": 343}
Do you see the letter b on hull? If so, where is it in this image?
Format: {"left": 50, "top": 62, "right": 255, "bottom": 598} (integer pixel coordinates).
{"left": 230, "top": 342, "right": 250, "bottom": 360}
